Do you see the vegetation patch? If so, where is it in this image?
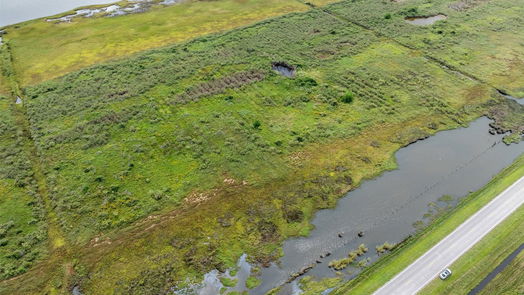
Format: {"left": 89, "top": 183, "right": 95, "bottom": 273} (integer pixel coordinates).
{"left": 245, "top": 276, "right": 261, "bottom": 289}
{"left": 329, "top": 244, "right": 368, "bottom": 270}
{"left": 485, "top": 97, "right": 524, "bottom": 144}
{"left": 375, "top": 242, "right": 395, "bottom": 255}
{"left": 327, "top": 0, "right": 524, "bottom": 96}
{"left": 220, "top": 277, "right": 238, "bottom": 288}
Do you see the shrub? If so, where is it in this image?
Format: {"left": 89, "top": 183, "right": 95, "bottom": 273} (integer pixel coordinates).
{"left": 252, "top": 120, "right": 261, "bottom": 129}
{"left": 357, "top": 258, "right": 370, "bottom": 268}
{"left": 384, "top": 13, "right": 392, "bottom": 19}
{"left": 340, "top": 92, "right": 354, "bottom": 104}
{"left": 403, "top": 7, "right": 419, "bottom": 17}
{"left": 283, "top": 208, "right": 304, "bottom": 223}
{"left": 329, "top": 256, "right": 354, "bottom": 270}
{"left": 219, "top": 277, "right": 237, "bottom": 287}
{"left": 245, "top": 276, "right": 261, "bottom": 289}
{"left": 376, "top": 241, "right": 395, "bottom": 254}
{"left": 357, "top": 243, "right": 368, "bottom": 255}
{"left": 296, "top": 77, "right": 318, "bottom": 87}
{"left": 149, "top": 190, "right": 164, "bottom": 201}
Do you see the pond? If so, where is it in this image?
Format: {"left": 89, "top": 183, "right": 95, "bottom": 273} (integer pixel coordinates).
{"left": 405, "top": 14, "right": 447, "bottom": 26}
{"left": 272, "top": 62, "right": 296, "bottom": 78}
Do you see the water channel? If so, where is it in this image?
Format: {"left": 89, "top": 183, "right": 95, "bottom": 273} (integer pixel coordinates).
{"left": 192, "top": 116, "right": 524, "bottom": 295}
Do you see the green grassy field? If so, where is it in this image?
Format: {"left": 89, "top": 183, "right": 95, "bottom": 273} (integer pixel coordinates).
{"left": 332, "top": 154, "right": 524, "bottom": 295}
{"left": 3, "top": 0, "right": 308, "bottom": 86}
{"left": 326, "top": 0, "right": 524, "bottom": 97}
{"left": 0, "top": 0, "right": 522, "bottom": 294}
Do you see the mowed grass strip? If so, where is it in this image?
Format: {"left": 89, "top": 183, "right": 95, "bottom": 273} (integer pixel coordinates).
{"left": 333, "top": 154, "right": 524, "bottom": 294}
{"left": 5, "top": 0, "right": 308, "bottom": 86}
{"left": 478, "top": 250, "right": 524, "bottom": 295}
{"left": 420, "top": 205, "right": 524, "bottom": 294}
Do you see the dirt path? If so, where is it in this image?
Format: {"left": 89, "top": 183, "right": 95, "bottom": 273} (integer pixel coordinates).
{"left": 0, "top": 43, "right": 72, "bottom": 290}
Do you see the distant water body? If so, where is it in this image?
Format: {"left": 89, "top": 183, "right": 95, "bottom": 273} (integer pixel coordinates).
{"left": 0, "top": 0, "right": 116, "bottom": 27}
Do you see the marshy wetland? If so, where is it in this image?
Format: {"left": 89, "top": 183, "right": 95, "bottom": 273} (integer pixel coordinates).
{"left": 0, "top": 0, "right": 523, "bottom": 294}
{"left": 188, "top": 116, "right": 524, "bottom": 295}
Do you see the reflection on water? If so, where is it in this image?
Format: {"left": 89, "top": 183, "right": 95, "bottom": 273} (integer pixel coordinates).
{"left": 272, "top": 62, "right": 296, "bottom": 78}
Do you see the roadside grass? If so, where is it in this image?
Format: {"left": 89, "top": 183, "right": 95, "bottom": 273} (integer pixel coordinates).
{"left": 478, "top": 250, "right": 524, "bottom": 295}
{"left": 420, "top": 205, "right": 524, "bottom": 294}
{"left": 4, "top": 0, "right": 307, "bottom": 86}
{"left": 333, "top": 154, "right": 524, "bottom": 294}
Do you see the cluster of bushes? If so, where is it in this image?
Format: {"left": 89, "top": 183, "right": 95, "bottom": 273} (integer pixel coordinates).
{"left": 174, "top": 70, "right": 265, "bottom": 104}
{"left": 0, "top": 225, "right": 46, "bottom": 279}
{"left": 486, "top": 97, "right": 524, "bottom": 144}
{"left": 328, "top": 244, "right": 368, "bottom": 271}
{"left": 375, "top": 241, "right": 395, "bottom": 254}
{"left": 40, "top": 107, "right": 141, "bottom": 150}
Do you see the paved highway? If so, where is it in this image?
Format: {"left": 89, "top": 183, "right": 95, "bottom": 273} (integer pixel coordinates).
{"left": 373, "top": 176, "right": 524, "bottom": 295}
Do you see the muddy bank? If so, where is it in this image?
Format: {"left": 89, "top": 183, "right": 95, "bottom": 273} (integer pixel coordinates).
{"left": 45, "top": 0, "right": 183, "bottom": 23}
{"left": 0, "top": 0, "right": 117, "bottom": 27}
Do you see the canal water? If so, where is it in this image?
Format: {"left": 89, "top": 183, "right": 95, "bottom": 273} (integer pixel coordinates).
{"left": 254, "top": 116, "right": 524, "bottom": 294}
{"left": 190, "top": 116, "right": 523, "bottom": 295}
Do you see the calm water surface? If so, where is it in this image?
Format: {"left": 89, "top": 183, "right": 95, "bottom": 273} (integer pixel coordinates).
{"left": 0, "top": 0, "right": 116, "bottom": 27}
{"left": 191, "top": 117, "right": 523, "bottom": 295}
{"left": 253, "top": 117, "right": 524, "bottom": 294}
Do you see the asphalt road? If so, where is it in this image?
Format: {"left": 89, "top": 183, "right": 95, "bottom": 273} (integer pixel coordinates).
{"left": 373, "top": 176, "right": 524, "bottom": 295}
